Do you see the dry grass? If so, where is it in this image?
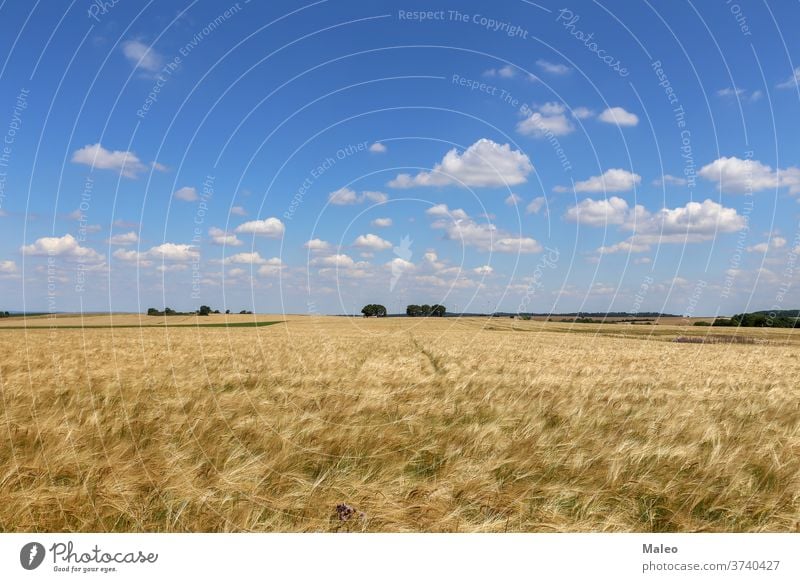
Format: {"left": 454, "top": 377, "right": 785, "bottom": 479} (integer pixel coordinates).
{"left": 0, "top": 316, "right": 798, "bottom": 532}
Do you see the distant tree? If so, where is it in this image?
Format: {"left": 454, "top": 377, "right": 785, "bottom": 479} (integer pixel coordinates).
{"left": 431, "top": 304, "right": 446, "bottom": 317}
{"left": 198, "top": 305, "right": 212, "bottom": 316}
{"left": 225, "top": 309, "right": 230, "bottom": 315}
{"left": 420, "top": 304, "right": 431, "bottom": 317}
{"left": 361, "top": 304, "right": 387, "bottom": 317}
{"left": 406, "top": 304, "right": 422, "bottom": 317}
{"left": 239, "top": 310, "right": 252, "bottom": 314}
{"left": 213, "top": 309, "right": 220, "bottom": 314}
{"left": 147, "top": 308, "right": 160, "bottom": 316}
{"left": 164, "top": 307, "right": 175, "bottom": 316}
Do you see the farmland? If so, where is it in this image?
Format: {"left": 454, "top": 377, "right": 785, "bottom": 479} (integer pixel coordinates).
{"left": 0, "top": 315, "right": 798, "bottom": 532}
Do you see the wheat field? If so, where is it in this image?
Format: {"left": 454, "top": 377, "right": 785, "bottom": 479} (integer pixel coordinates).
{"left": 0, "top": 315, "right": 798, "bottom": 532}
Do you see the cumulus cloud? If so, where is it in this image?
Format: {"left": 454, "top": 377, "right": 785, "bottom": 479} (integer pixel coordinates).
{"left": 388, "top": 139, "right": 533, "bottom": 188}
{"left": 208, "top": 227, "right": 243, "bottom": 247}
{"left": 504, "top": 193, "right": 522, "bottom": 206}
{"left": 234, "top": 217, "right": 285, "bottom": 238}
{"left": 526, "top": 196, "right": 546, "bottom": 215}
{"left": 371, "top": 217, "right": 392, "bottom": 228}
{"left": 353, "top": 233, "right": 392, "bottom": 251}
{"left": 598, "top": 106, "right": 639, "bottom": 127}
{"left": 555, "top": 168, "right": 641, "bottom": 193}
{"left": 328, "top": 187, "right": 388, "bottom": 205}
{"left": 230, "top": 206, "right": 247, "bottom": 216}
{"left": 121, "top": 39, "right": 163, "bottom": 73}
{"left": 483, "top": 64, "right": 516, "bottom": 78}
{"left": 536, "top": 59, "right": 570, "bottom": 75}
{"left": 572, "top": 106, "right": 594, "bottom": 119}
{"left": 304, "top": 238, "right": 331, "bottom": 252}
{"left": 21, "top": 234, "right": 103, "bottom": 262}
{"left": 776, "top": 67, "right": 800, "bottom": 89}
{"left": 568, "top": 197, "right": 746, "bottom": 253}
{"left": 312, "top": 254, "right": 356, "bottom": 268}
{"left": 258, "top": 258, "right": 285, "bottom": 276}
{"left": 108, "top": 231, "right": 138, "bottom": 246}
{"left": 517, "top": 102, "right": 575, "bottom": 138}
{"left": 173, "top": 186, "right": 198, "bottom": 202}
{"left": 653, "top": 174, "right": 688, "bottom": 187}
{"left": 565, "top": 196, "right": 631, "bottom": 227}
{"left": 473, "top": 265, "right": 494, "bottom": 275}
{"left": 113, "top": 242, "right": 198, "bottom": 264}
{"left": 71, "top": 143, "right": 157, "bottom": 178}
{"left": 0, "top": 260, "right": 17, "bottom": 273}
{"left": 747, "top": 236, "right": 787, "bottom": 253}
{"left": 427, "top": 203, "right": 541, "bottom": 254}
{"left": 369, "top": 142, "right": 387, "bottom": 153}
{"left": 698, "top": 156, "right": 800, "bottom": 195}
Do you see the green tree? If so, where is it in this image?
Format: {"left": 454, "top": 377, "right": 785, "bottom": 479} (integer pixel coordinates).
{"left": 406, "top": 304, "right": 422, "bottom": 317}
{"left": 431, "top": 304, "right": 446, "bottom": 317}
{"left": 361, "top": 304, "right": 387, "bottom": 317}
{"left": 198, "top": 305, "right": 212, "bottom": 316}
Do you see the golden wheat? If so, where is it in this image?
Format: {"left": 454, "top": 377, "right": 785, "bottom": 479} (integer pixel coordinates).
{"left": 0, "top": 315, "right": 798, "bottom": 532}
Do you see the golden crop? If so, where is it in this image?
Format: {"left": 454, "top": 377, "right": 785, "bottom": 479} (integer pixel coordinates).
{"left": 1, "top": 315, "right": 798, "bottom": 532}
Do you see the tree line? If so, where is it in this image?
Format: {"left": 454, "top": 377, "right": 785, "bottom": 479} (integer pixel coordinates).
{"left": 146, "top": 306, "right": 253, "bottom": 316}
{"left": 360, "top": 304, "right": 446, "bottom": 317}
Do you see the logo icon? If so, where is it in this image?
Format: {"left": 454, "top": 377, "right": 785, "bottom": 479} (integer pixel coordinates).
{"left": 390, "top": 235, "right": 413, "bottom": 291}
{"left": 20, "top": 542, "right": 45, "bottom": 570}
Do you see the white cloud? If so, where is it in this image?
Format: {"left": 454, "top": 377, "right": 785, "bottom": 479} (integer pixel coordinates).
{"left": 565, "top": 196, "right": 631, "bottom": 227}
{"left": 0, "top": 260, "right": 17, "bottom": 273}
{"left": 653, "top": 174, "right": 688, "bottom": 187}
{"left": 328, "top": 188, "right": 388, "bottom": 205}
{"left": 371, "top": 217, "right": 392, "bottom": 228}
{"left": 536, "top": 59, "right": 570, "bottom": 75}
{"left": 526, "top": 196, "right": 546, "bottom": 215}
{"left": 505, "top": 193, "right": 522, "bottom": 206}
{"left": 173, "top": 186, "right": 198, "bottom": 202}
{"left": 71, "top": 143, "right": 154, "bottom": 178}
{"left": 517, "top": 102, "right": 575, "bottom": 137}
{"left": 258, "top": 258, "right": 285, "bottom": 276}
{"left": 108, "top": 231, "right": 138, "bottom": 246}
{"left": 717, "top": 87, "right": 745, "bottom": 98}
{"left": 776, "top": 67, "right": 800, "bottom": 89}
{"left": 304, "top": 238, "right": 331, "bottom": 252}
{"left": 555, "top": 168, "right": 641, "bottom": 193}
{"left": 234, "top": 217, "right": 285, "bottom": 238}
{"left": 121, "top": 39, "right": 163, "bottom": 73}
{"left": 473, "top": 265, "right": 493, "bottom": 275}
{"left": 388, "top": 138, "right": 533, "bottom": 188}
{"left": 598, "top": 106, "right": 639, "bottom": 127}
{"left": 230, "top": 206, "right": 247, "bottom": 216}
{"left": 747, "top": 236, "right": 787, "bottom": 253}
{"left": 574, "top": 198, "right": 747, "bottom": 254}
{"left": 572, "top": 106, "right": 594, "bottom": 119}
{"left": 21, "top": 234, "right": 103, "bottom": 262}
{"left": 222, "top": 252, "right": 271, "bottom": 265}
{"left": 208, "top": 227, "right": 243, "bottom": 247}
{"left": 113, "top": 242, "right": 197, "bottom": 264}
{"left": 484, "top": 64, "right": 516, "bottom": 78}
{"left": 312, "top": 254, "right": 356, "bottom": 268}
{"left": 369, "top": 142, "right": 387, "bottom": 153}
{"left": 428, "top": 204, "right": 541, "bottom": 254}
{"left": 353, "top": 233, "right": 392, "bottom": 251}
{"left": 426, "top": 203, "right": 469, "bottom": 221}
{"left": 147, "top": 243, "right": 198, "bottom": 261}
{"left": 698, "top": 156, "right": 800, "bottom": 195}
{"left": 328, "top": 187, "right": 358, "bottom": 205}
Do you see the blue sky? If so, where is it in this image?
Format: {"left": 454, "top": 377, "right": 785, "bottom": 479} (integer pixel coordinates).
{"left": 0, "top": 0, "right": 799, "bottom": 315}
